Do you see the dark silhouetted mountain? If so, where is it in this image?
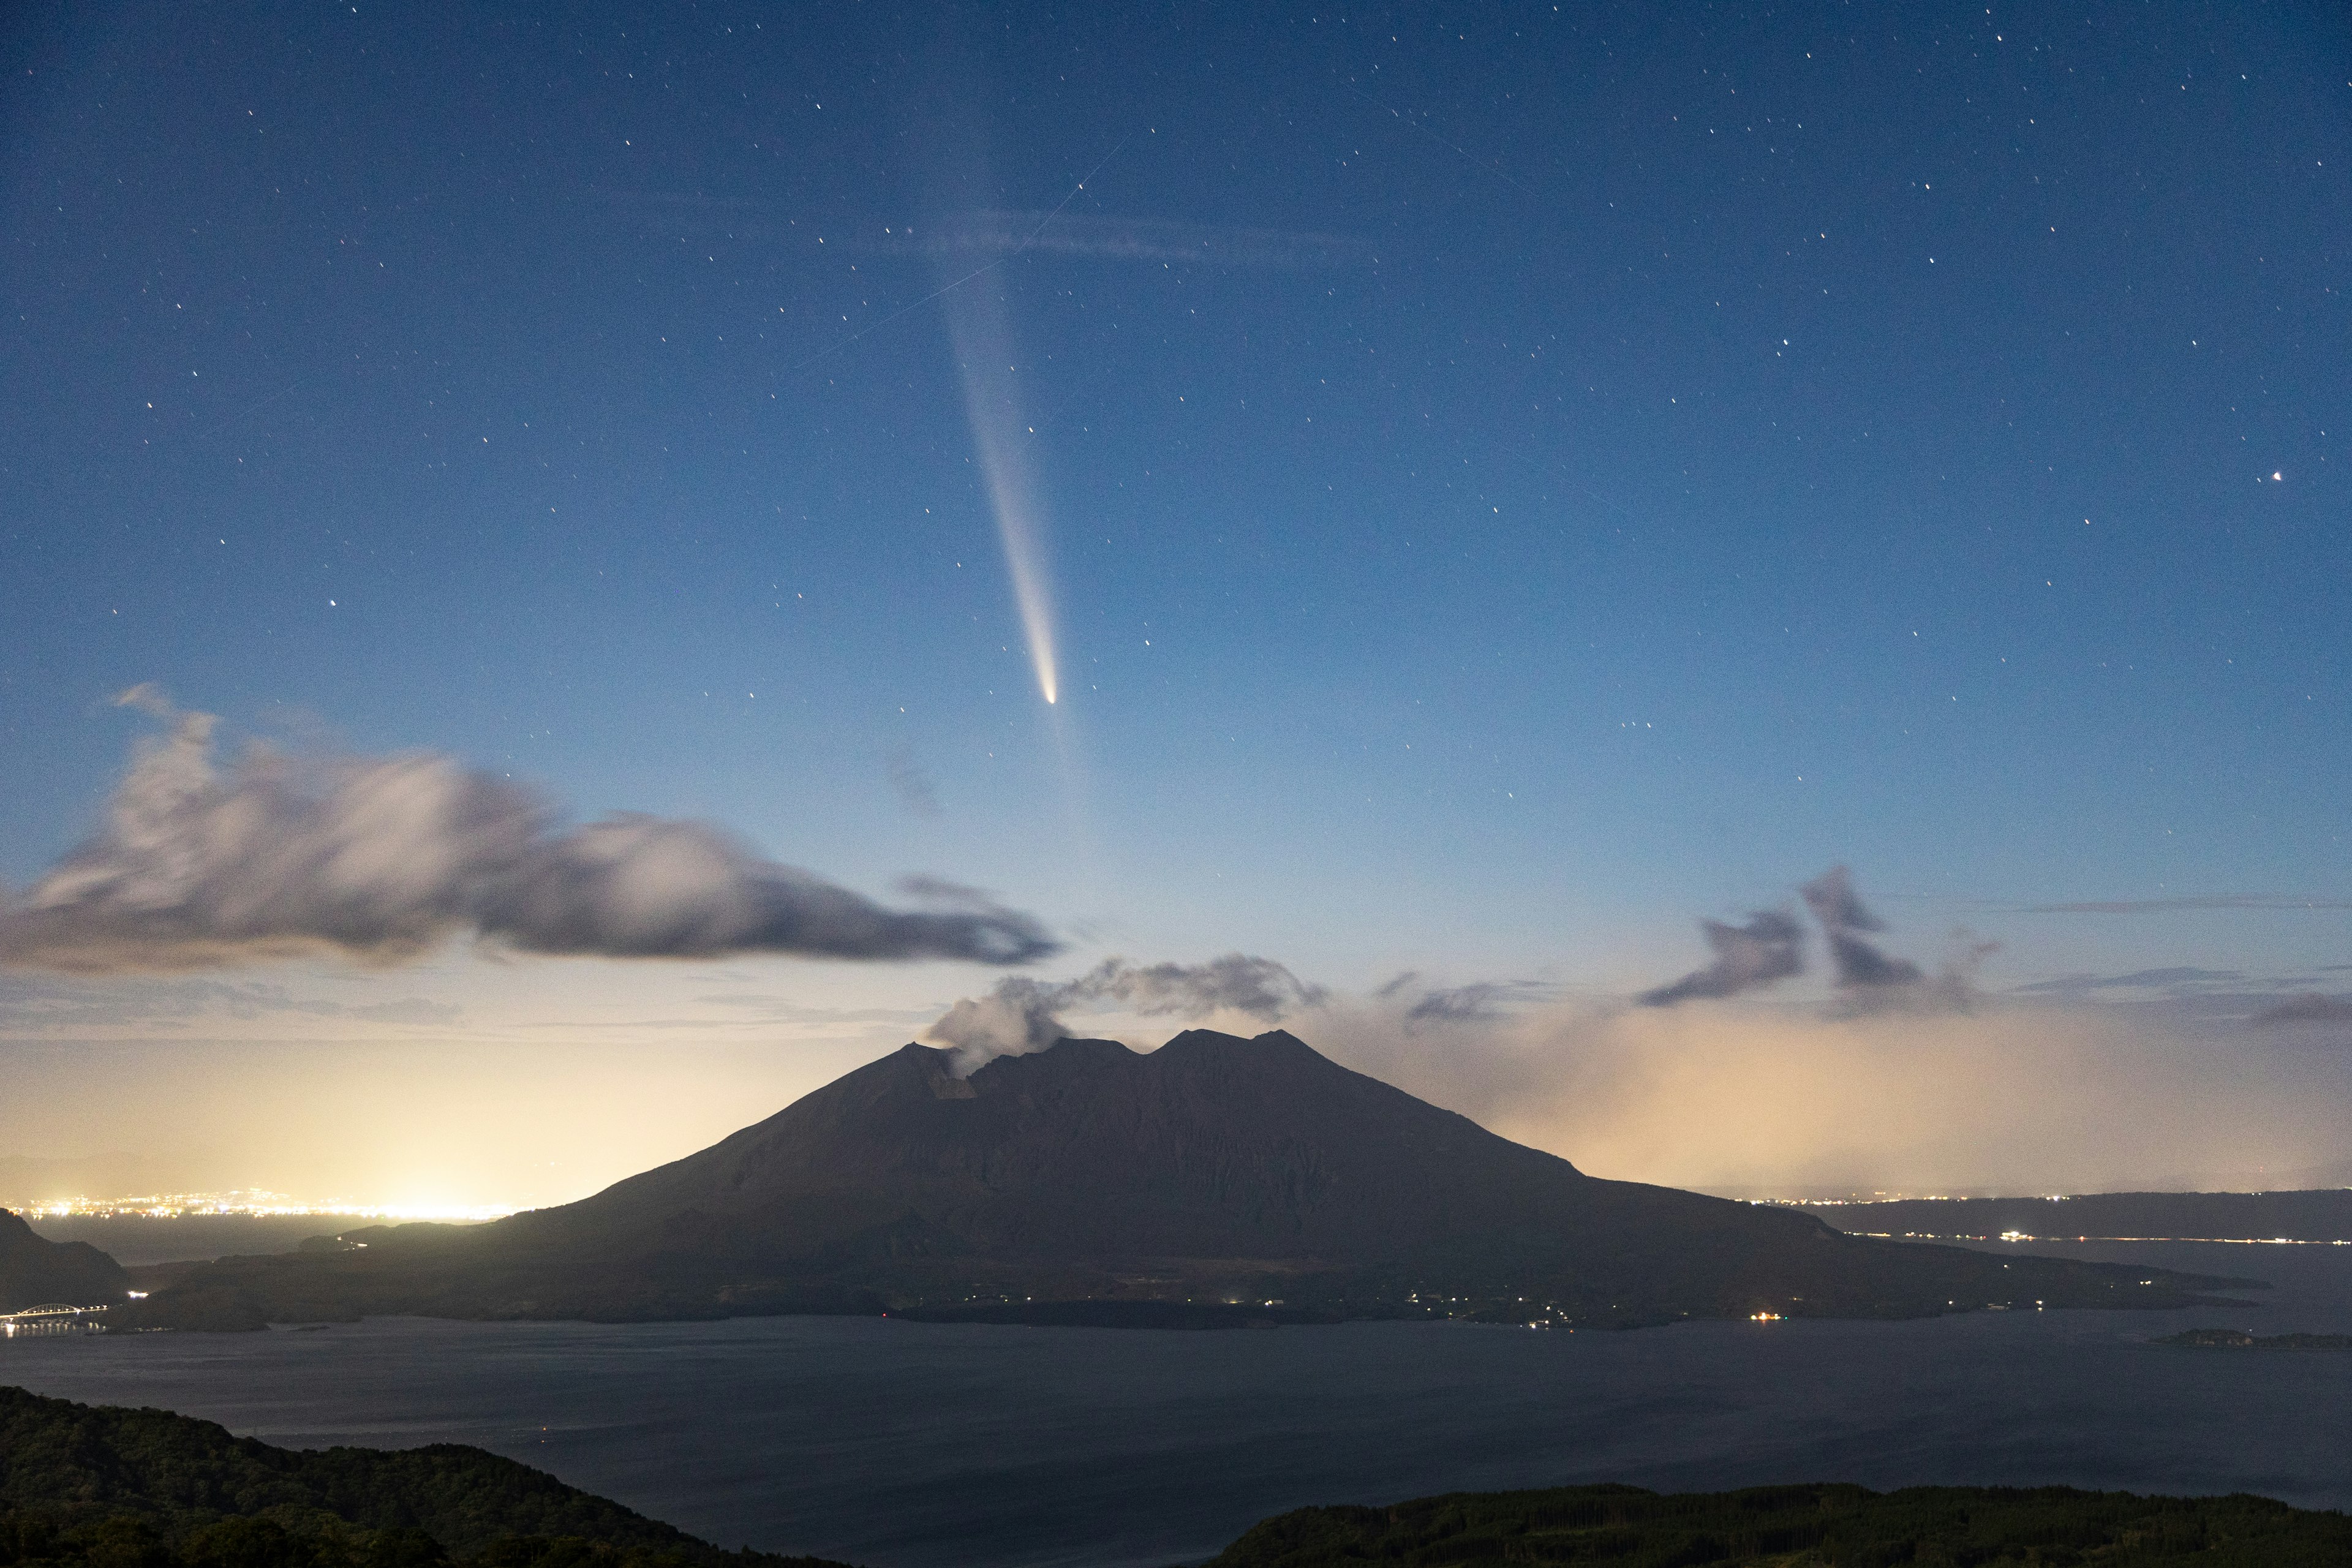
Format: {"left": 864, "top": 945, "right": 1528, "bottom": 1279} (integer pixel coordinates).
{"left": 119, "top": 1031, "right": 2249, "bottom": 1330}
{"left": 0, "top": 1207, "right": 127, "bottom": 1313}
{"left": 0, "top": 1384, "right": 853, "bottom": 1566}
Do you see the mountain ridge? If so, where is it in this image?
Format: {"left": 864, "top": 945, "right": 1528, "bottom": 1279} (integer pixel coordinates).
{"left": 1, "top": 1207, "right": 129, "bottom": 1313}
{"left": 118, "top": 1029, "right": 2252, "bottom": 1330}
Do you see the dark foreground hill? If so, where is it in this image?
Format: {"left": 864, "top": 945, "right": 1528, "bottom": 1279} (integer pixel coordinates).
{"left": 121, "top": 1030, "right": 2250, "bottom": 1331}
{"left": 0, "top": 1209, "right": 127, "bottom": 1313}
{"left": 1205, "top": 1481, "right": 2352, "bottom": 1567}
{"left": 1801, "top": 1188, "right": 2352, "bottom": 1243}
{"left": 17, "top": 1390, "right": 2349, "bottom": 1568}
{"left": 0, "top": 1385, "right": 850, "bottom": 1568}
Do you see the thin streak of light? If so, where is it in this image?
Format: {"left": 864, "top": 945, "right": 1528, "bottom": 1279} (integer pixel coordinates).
{"left": 784, "top": 136, "right": 1131, "bottom": 378}
{"left": 947, "top": 286, "right": 1060, "bottom": 706}
{"left": 931, "top": 135, "right": 1131, "bottom": 708}
{"left": 1342, "top": 78, "right": 1533, "bottom": 195}
{"left": 175, "top": 379, "right": 306, "bottom": 453}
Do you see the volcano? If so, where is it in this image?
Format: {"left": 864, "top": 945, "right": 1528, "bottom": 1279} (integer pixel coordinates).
{"left": 123, "top": 1030, "right": 2247, "bottom": 1329}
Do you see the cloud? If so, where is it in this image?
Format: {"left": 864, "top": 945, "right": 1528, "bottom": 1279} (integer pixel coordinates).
{"left": 0, "top": 692, "right": 1057, "bottom": 974}
{"left": 905, "top": 211, "right": 1370, "bottom": 269}
{"left": 886, "top": 748, "right": 941, "bottom": 818}
{"left": 1636, "top": 910, "right": 1806, "bottom": 1007}
{"left": 1799, "top": 866, "right": 1890, "bottom": 936}
{"left": 2021, "top": 895, "right": 2352, "bottom": 914}
{"left": 0, "top": 973, "right": 461, "bottom": 1033}
{"left": 1302, "top": 988, "right": 2352, "bottom": 1197}
{"left": 927, "top": 953, "right": 1328, "bottom": 1061}
{"left": 1633, "top": 869, "right": 1985, "bottom": 1014}
{"left": 1789, "top": 867, "right": 1997, "bottom": 1016}
{"left": 2013, "top": 967, "right": 2248, "bottom": 995}
{"left": 586, "top": 192, "right": 1371, "bottom": 271}
{"left": 2251, "top": 993, "right": 2352, "bottom": 1027}
{"left": 1366, "top": 973, "right": 1559, "bottom": 1026}
{"left": 1801, "top": 865, "right": 1920, "bottom": 992}
{"left": 1406, "top": 982, "right": 1522, "bottom": 1023}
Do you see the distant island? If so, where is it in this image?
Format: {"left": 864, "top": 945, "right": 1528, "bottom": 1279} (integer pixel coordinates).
{"left": 1204, "top": 1479, "right": 2352, "bottom": 1566}
{"left": 1797, "top": 1189, "right": 2352, "bottom": 1244}
{"left": 2160, "top": 1327, "right": 2352, "bottom": 1351}
{"left": 0, "top": 1385, "right": 851, "bottom": 1567}
{"left": 114, "top": 1031, "right": 2255, "bottom": 1332}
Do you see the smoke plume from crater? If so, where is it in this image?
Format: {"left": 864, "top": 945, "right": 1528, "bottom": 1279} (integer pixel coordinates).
{"left": 928, "top": 953, "right": 1329, "bottom": 1061}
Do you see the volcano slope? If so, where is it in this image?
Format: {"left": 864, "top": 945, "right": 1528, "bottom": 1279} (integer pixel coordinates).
{"left": 121, "top": 1030, "right": 2247, "bottom": 1330}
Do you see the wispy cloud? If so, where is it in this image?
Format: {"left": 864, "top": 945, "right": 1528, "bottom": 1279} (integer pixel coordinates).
{"left": 1795, "top": 867, "right": 1996, "bottom": 1015}
{"left": 1637, "top": 869, "right": 1985, "bottom": 1015}
{"left": 2251, "top": 993, "right": 2352, "bottom": 1027}
{"left": 1302, "top": 989, "right": 2352, "bottom": 1197}
{"left": 1404, "top": 978, "right": 1559, "bottom": 1023}
{"left": 904, "top": 211, "right": 1370, "bottom": 269}
{"left": 2013, "top": 967, "right": 2247, "bottom": 997}
{"left": 1636, "top": 910, "right": 1805, "bottom": 1007}
{"left": 2022, "top": 895, "right": 2352, "bottom": 914}
{"left": 0, "top": 974, "right": 460, "bottom": 1032}
{"left": 586, "top": 192, "right": 1372, "bottom": 271}
{"left": 886, "top": 747, "right": 942, "bottom": 818}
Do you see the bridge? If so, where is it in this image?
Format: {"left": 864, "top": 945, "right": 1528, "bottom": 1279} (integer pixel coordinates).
{"left": 1, "top": 1303, "right": 110, "bottom": 1337}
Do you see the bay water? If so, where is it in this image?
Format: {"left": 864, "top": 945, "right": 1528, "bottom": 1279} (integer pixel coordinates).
{"left": 6, "top": 1240, "right": 2350, "bottom": 1568}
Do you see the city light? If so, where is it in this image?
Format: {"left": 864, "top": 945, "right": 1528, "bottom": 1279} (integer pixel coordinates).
{"left": 15, "top": 1189, "right": 515, "bottom": 1223}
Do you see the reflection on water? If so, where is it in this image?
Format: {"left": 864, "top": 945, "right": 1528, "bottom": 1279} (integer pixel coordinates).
{"left": 5, "top": 1242, "right": 2348, "bottom": 1568}
{"left": 2, "top": 1305, "right": 109, "bottom": 1339}
{"left": 1, "top": 1319, "right": 105, "bottom": 1339}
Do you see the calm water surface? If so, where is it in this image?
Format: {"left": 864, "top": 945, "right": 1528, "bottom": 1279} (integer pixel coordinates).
{"left": 7, "top": 1241, "right": 2350, "bottom": 1568}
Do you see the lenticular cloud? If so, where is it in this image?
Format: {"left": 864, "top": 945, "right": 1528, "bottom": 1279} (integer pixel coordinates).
{"left": 0, "top": 691, "right": 1057, "bottom": 974}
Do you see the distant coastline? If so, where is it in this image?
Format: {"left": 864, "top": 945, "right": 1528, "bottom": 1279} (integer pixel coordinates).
{"left": 1789, "top": 1189, "right": 2352, "bottom": 1246}
{"left": 23, "top": 1212, "right": 489, "bottom": 1268}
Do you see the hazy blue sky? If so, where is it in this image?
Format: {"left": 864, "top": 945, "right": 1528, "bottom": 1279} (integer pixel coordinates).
{"left": 3, "top": 2, "right": 2346, "bottom": 1205}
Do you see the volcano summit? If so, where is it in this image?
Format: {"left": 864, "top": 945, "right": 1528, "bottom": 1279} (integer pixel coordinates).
{"left": 123, "top": 1030, "right": 2242, "bottom": 1330}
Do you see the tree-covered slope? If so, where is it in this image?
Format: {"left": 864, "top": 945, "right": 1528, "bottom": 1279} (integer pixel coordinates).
{"left": 0, "top": 1386, "right": 849, "bottom": 1567}
{"left": 1205, "top": 1481, "right": 2352, "bottom": 1567}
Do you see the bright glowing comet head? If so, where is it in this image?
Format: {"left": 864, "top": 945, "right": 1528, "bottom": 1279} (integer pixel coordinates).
{"left": 944, "top": 279, "right": 1060, "bottom": 707}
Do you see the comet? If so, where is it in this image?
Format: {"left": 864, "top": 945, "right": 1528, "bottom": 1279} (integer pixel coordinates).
{"left": 944, "top": 278, "right": 1059, "bottom": 706}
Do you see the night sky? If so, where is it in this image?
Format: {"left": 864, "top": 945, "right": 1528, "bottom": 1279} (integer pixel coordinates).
{"left": 3, "top": 2, "right": 2348, "bottom": 1207}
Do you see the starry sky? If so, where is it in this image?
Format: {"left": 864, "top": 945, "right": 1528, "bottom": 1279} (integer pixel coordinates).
{"left": 3, "top": 1, "right": 2348, "bottom": 1207}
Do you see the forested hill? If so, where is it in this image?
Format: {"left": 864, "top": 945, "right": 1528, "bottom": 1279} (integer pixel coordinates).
{"left": 0, "top": 1385, "right": 852, "bottom": 1568}
{"left": 1206, "top": 1481, "right": 2352, "bottom": 1567}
